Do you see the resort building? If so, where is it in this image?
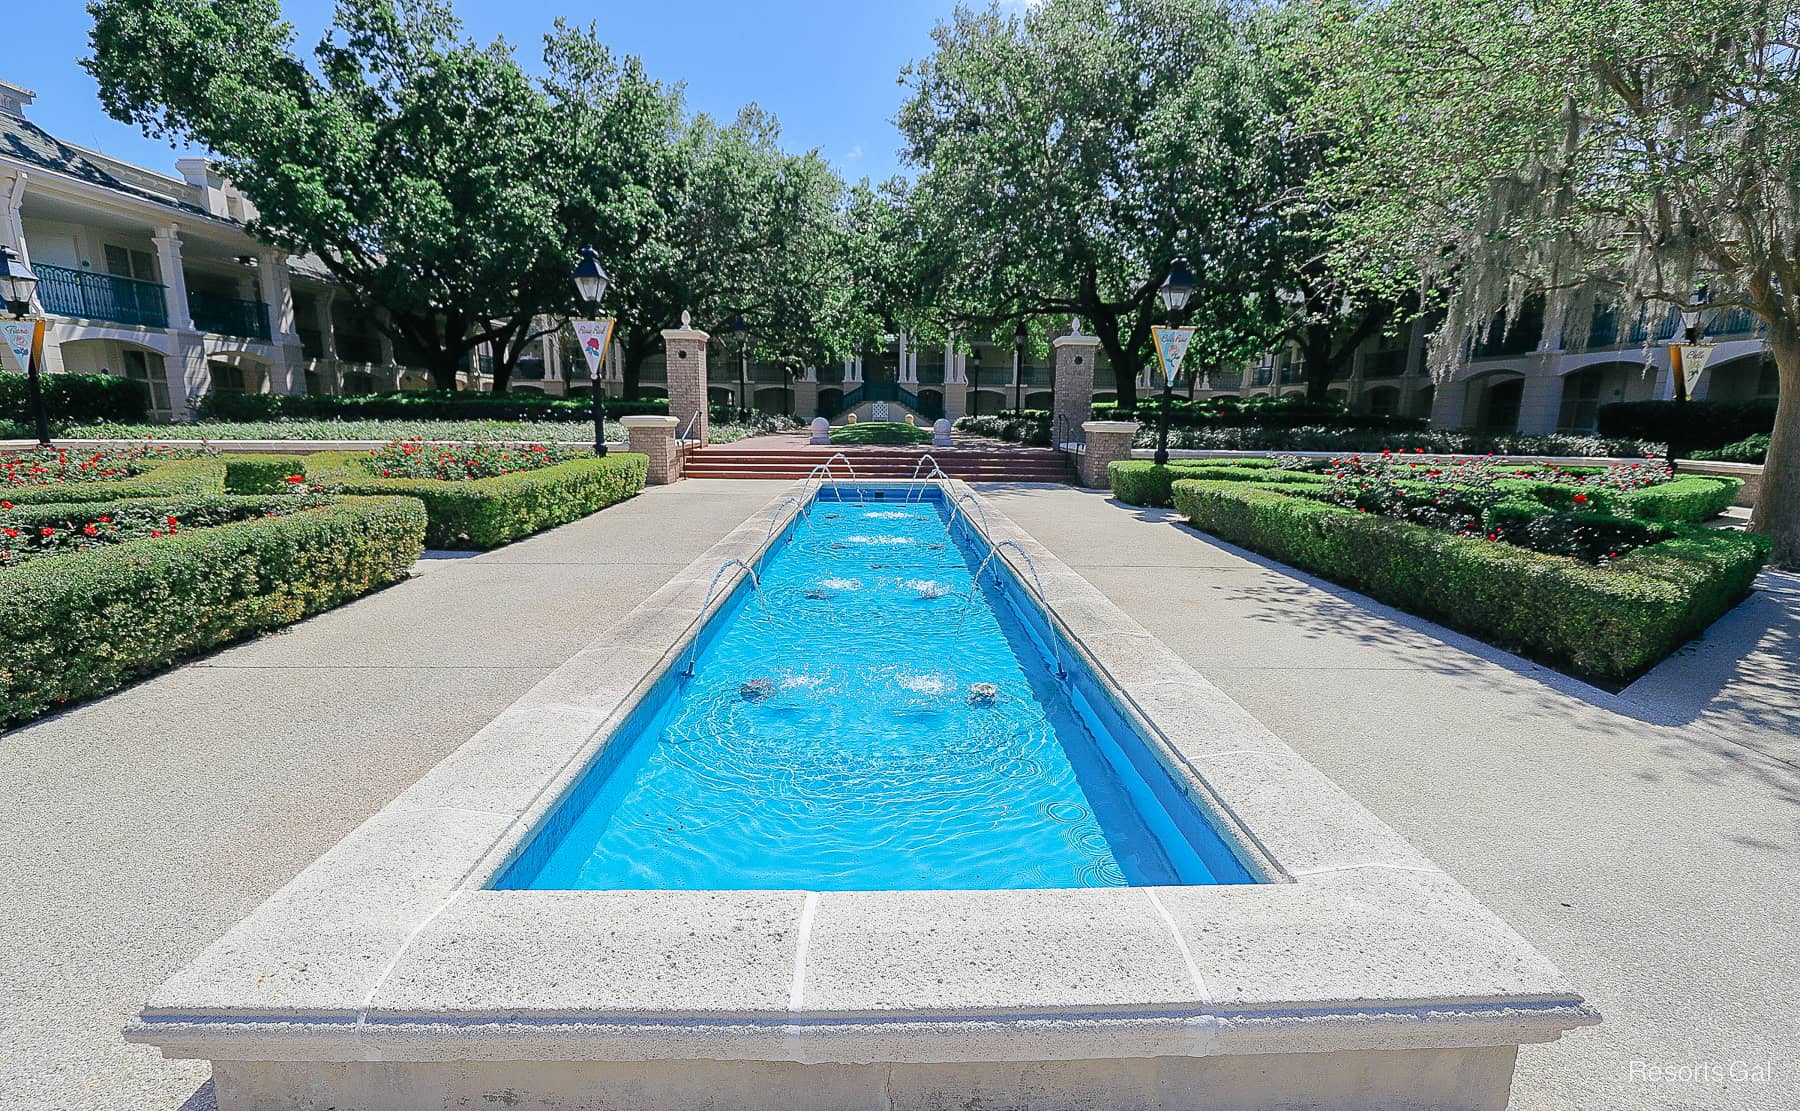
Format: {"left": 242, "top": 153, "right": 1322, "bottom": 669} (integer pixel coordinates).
{"left": 0, "top": 79, "right": 505, "bottom": 420}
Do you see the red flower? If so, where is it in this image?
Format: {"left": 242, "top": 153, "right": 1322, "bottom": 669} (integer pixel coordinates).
{"left": 82, "top": 524, "right": 98, "bottom": 536}
{"left": 285, "top": 474, "right": 305, "bottom": 484}
{"left": 1, "top": 528, "right": 15, "bottom": 538}
{"left": 166, "top": 516, "right": 178, "bottom": 527}
{"left": 39, "top": 527, "right": 54, "bottom": 537}
{"left": 150, "top": 529, "right": 163, "bottom": 538}
{"left": 1573, "top": 494, "right": 1588, "bottom": 505}
{"left": 1, "top": 500, "right": 10, "bottom": 509}
{"left": 98, "top": 516, "right": 110, "bottom": 523}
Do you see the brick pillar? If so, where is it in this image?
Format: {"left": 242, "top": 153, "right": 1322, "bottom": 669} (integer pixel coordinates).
{"left": 663, "top": 314, "right": 710, "bottom": 447}
{"left": 1080, "top": 420, "right": 1138, "bottom": 489}
{"left": 1052, "top": 331, "right": 1100, "bottom": 447}
{"left": 622, "top": 415, "right": 682, "bottom": 485}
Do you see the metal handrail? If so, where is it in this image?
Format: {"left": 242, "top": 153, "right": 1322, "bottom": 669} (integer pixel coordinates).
{"left": 1053, "top": 414, "right": 1087, "bottom": 455}
{"left": 678, "top": 410, "right": 702, "bottom": 443}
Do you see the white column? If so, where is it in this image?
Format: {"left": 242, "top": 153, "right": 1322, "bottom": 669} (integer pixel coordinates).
{"left": 315, "top": 290, "right": 339, "bottom": 360}
{"left": 0, "top": 171, "right": 30, "bottom": 298}
{"left": 897, "top": 331, "right": 911, "bottom": 383}
{"left": 152, "top": 225, "right": 194, "bottom": 331}
{"left": 258, "top": 249, "right": 296, "bottom": 340}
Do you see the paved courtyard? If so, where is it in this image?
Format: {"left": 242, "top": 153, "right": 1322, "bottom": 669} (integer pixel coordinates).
{"left": 3, "top": 479, "right": 1796, "bottom": 1110}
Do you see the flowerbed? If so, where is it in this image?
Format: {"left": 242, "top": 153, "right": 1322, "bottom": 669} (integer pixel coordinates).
{"left": 360, "top": 438, "right": 585, "bottom": 480}
{"left": 296, "top": 450, "right": 649, "bottom": 548}
{"left": 0, "top": 442, "right": 214, "bottom": 488}
{"left": 0, "top": 494, "right": 328, "bottom": 568}
{"left": 0, "top": 494, "right": 424, "bottom": 726}
{"left": 1166, "top": 476, "right": 1768, "bottom": 686}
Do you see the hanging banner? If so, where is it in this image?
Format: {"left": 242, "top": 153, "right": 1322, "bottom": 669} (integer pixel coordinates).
{"left": 0, "top": 317, "right": 44, "bottom": 375}
{"left": 1675, "top": 342, "right": 1715, "bottom": 388}
{"left": 1151, "top": 325, "right": 1196, "bottom": 388}
{"left": 572, "top": 318, "right": 616, "bottom": 381}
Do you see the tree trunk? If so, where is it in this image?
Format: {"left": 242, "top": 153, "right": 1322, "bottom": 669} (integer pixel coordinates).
{"left": 425, "top": 352, "right": 461, "bottom": 392}
{"left": 1750, "top": 318, "right": 1800, "bottom": 569}
{"left": 490, "top": 360, "right": 513, "bottom": 396}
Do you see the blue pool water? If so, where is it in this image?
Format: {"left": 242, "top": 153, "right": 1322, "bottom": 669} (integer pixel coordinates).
{"left": 496, "top": 488, "right": 1252, "bottom": 891}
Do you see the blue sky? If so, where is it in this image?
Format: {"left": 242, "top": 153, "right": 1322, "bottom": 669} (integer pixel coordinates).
{"left": 9, "top": 0, "right": 980, "bottom": 185}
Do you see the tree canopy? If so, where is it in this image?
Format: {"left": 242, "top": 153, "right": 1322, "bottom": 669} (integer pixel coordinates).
{"left": 894, "top": 0, "right": 1294, "bottom": 406}
{"left": 1307, "top": 0, "right": 1800, "bottom": 566}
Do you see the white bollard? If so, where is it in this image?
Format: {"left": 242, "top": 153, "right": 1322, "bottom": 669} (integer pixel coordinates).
{"left": 810, "top": 416, "right": 831, "bottom": 445}
{"left": 933, "top": 418, "right": 952, "bottom": 448}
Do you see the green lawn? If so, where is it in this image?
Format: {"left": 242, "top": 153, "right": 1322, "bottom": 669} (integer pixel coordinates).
{"left": 829, "top": 421, "right": 932, "bottom": 445}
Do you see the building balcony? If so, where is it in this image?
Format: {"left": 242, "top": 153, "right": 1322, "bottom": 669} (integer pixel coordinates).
{"left": 918, "top": 365, "right": 946, "bottom": 386}
{"left": 1204, "top": 369, "right": 1244, "bottom": 390}
{"left": 188, "top": 290, "right": 271, "bottom": 341}
{"left": 35, "top": 263, "right": 169, "bottom": 328}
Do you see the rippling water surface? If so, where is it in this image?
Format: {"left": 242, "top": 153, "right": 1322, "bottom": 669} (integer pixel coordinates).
{"left": 518, "top": 493, "right": 1237, "bottom": 890}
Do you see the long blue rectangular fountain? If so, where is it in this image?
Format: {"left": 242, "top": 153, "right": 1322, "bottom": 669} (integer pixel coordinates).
{"left": 495, "top": 488, "right": 1253, "bottom": 891}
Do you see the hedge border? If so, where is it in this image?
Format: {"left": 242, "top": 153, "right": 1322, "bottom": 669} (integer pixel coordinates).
{"left": 0, "top": 495, "right": 425, "bottom": 726}
{"left": 302, "top": 451, "right": 649, "bottom": 548}
{"left": 1108, "top": 459, "right": 1319, "bottom": 507}
{"left": 1, "top": 457, "right": 225, "bottom": 505}
{"left": 1168, "top": 478, "right": 1768, "bottom": 685}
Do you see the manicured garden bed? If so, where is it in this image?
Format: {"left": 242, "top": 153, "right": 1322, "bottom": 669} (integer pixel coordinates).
{"left": 264, "top": 445, "right": 649, "bottom": 548}
{"left": 1111, "top": 455, "right": 1765, "bottom": 685}
{"left": 0, "top": 493, "right": 424, "bottom": 726}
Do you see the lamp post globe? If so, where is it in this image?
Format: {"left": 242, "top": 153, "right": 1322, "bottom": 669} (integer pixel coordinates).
{"left": 1153, "top": 256, "right": 1195, "bottom": 466}
{"left": 571, "top": 246, "right": 611, "bottom": 456}
{"left": 0, "top": 245, "right": 48, "bottom": 446}
{"left": 0, "top": 244, "right": 39, "bottom": 318}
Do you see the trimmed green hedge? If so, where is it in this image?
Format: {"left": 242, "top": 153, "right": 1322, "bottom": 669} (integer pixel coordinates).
{"left": 306, "top": 452, "right": 648, "bottom": 548}
{"left": 222, "top": 454, "right": 312, "bottom": 494}
{"left": 1169, "top": 479, "right": 1768, "bottom": 685}
{"left": 1, "top": 371, "right": 148, "bottom": 424}
{"left": 0, "top": 495, "right": 425, "bottom": 725}
{"left": 1109, "top": 459, "right": 1323, "bottom": 507}
{"left": 0, "top": 458, "right": 225, "bottom": 505}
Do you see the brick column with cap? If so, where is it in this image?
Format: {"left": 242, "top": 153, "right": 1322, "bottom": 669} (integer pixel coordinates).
{"left": 1079, "top": 420, "right": 1138, "bottom": 489}
{"left": 663, "top": 312, "right": 709, "bottom": 447}
{"left": 1052, "top": 330, "right": 1100, "bottom": 448}
{"left": 621, "top": 415, "right": 681, "bottom": 484}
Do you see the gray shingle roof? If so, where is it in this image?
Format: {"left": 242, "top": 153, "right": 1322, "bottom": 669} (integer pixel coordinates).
{"left": 0, "top": 113, "right": 208, "bottom": 217}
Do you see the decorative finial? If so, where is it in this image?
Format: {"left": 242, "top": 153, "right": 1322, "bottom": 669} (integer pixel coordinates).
{"left": 680, "top": 309, "right": 692, "bottom": 329}
{"left": 1070, "top": 320, "right": 1083, "bottom": 338}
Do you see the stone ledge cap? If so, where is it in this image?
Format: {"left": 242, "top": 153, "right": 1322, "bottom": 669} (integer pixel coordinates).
{"left": 1083, "top": 420, "right": 1140, "bottom": 433}
{"left": 619, "top": 415, "right": 680, "bottom": 428}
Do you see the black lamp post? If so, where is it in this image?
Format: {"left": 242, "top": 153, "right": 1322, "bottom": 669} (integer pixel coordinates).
{"left": 733, "top": 313, "right": 750, "bottom": 421}
{"left": 967, "top": 347, "right": 982, "bottom": 417}
{"left": 571, "top": 246, "right": 610, "bottom": 456}
{"left": 1012, "top": 319, "right": 1028, "bottom": 413}
{"left": 0, "top": 245, "right": 48, "bottom": 447}
{"left": 1153, "top": 256, "right": 1195, "bottom": 466}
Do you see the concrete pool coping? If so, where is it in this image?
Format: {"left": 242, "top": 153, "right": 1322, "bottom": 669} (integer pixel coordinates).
{"left": 126, "top": 480, "right": 1597, "bottom": 1084}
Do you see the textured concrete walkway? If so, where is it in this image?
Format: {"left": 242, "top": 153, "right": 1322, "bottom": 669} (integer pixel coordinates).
{"left": 5, "top": 479, "right": 1796, "bottom": 1110}
{"left": 978, "top": 483, "right": 1799, "bottom": 1111}
{"left": 0, "top": 480, "right": 788, "bottom": 1111}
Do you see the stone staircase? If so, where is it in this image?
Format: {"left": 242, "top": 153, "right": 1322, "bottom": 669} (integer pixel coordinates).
{"left": 683, "top": 445, "right": 1075, "bottom": 483}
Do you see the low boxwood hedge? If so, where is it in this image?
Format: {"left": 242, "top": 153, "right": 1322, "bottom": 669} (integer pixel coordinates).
{"left": 304, "top": 451, "right": 648, "bottom": 548}
{"left": 222, "top": 454, "right": 312, "bottom": 494}
{"left": 0, "top": 495, "right": 425, "bottom": 726}
{"left": 1169, "top": 478, "right": 1769, "bottom": 685}
{"left": 1109, "top": 459, "right": 1325, "bottom": 507}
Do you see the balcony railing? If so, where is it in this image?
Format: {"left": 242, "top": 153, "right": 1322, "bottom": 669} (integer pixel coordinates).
{"left": 35, "top": 263, "right": 168, "bottom": 328}
{"left": 918, "top": 365, "right": 946, "bottom": 386}
{"left": 1203, "top": 369, "right": 1244, "bottom": 390}
{"left": 188, "top": 290, "right": 271, "bottom": 341}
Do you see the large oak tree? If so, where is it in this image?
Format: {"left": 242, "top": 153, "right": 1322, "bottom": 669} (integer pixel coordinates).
{"left": 87, "top": 0, "right": 570, "bottom": 391}
{"left": 1309, "top": 0, "right": 1800, "bottom": 565}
